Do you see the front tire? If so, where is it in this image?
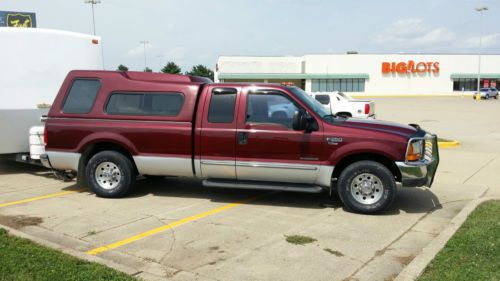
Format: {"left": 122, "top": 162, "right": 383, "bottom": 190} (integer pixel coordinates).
{"left": 337, "top": 161, "right": 396, "bottom": 214}
{"left": 86, "top": 151, "right": 136, "bottom": 198}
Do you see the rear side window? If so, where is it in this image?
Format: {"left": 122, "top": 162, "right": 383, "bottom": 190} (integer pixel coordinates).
{"left": 106, "top": 92, "right": 184, "bottom": 116}
{"left": 208, "top": 88, "right": 237, "bottom": 123}
{"left": 63, "top": 79, "right": 101, "bottom": 114}
{"left": 314, "top": 94, "right": 330, "bottom": 105}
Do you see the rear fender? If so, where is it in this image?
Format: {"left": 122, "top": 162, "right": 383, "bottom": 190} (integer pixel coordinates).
{"left": 75, "top": 132, "right": 139, "bottom": 156}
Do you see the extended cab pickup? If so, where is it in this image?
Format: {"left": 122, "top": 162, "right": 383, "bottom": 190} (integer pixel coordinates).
{"left": 310, "top": 92, "right": 376, "bottom": 119}
{"left": 42, "top": 70, "right": 439, "bottom": 214}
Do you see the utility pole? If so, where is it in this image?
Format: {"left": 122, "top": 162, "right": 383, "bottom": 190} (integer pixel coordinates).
{"left": 84, "top": 0, "right": 101, "bottom": 35}
{"left": 140, "top": 41, "right": 150, "bottom": 70}
{"left": 475, "top": 6, "right": 488, "bottom": 99}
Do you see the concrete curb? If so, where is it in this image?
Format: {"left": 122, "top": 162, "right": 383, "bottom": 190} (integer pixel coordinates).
{"left": 0, "top": 224, "right": 165, "bottom": 281}
{"left": 437, "top": 140, "right": 460, "bottom": 148}
{"left": 394, "top": 196, "right": 498, "bottom": 281}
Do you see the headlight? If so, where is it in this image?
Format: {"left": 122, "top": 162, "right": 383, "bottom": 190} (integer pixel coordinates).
{"left": 407, "top": 139, "right": 424, "bottom": 161}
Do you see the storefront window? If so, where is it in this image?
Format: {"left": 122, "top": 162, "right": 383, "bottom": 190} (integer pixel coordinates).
{"left": 452, "top": 78, "right": 500, "bottom": 91}
{"left": 312, "top": 79, "right": 366, "bottom": 92}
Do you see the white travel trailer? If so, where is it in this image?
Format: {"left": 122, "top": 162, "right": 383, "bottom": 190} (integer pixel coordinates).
{"left": 0, "top": 27, "right": 103, "bottom": 159}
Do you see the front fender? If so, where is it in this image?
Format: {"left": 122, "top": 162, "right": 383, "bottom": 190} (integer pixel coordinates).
{"left": 329, "top": 141, "right": 403, "bottom": 165}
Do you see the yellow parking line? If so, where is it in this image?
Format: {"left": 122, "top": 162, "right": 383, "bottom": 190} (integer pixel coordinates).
{"left": 438, "top": 140, "right": 460, "bottom": 148}
{"left": 0, "top": 190, "right": 80, "bottom": 208}
{"left": 86, "top": 193, "right": 268, "bottom": 256}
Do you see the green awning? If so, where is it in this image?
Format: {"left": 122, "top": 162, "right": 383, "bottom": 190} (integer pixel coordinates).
{"left": 218, "top": 73, "right": 369, "bottom": 79}
{"left": 451, "top": 73, "right": 500, "bottom": 79}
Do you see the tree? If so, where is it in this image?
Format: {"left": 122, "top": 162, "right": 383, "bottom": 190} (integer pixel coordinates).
{"left": 117, "top": 64, "right": 129, "bottom": 71}
{"left": 161, "top": 62, "right": 182, "bottom": 74}
{"left": 144, "top": 67, "right": 153, "bottom": 72}
{"left": 185, "top": 64, "right": 214, "bottom": 81}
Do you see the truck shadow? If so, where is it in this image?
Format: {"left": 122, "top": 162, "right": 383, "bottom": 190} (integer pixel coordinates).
{"left": 0, "top": 159, "right": 46, "bottom": 175}
{"left": 0, "top": 159, "right": 57, "bottom": 181}
{"left": 124, "top": 177, "right": 441, "bottom": 215}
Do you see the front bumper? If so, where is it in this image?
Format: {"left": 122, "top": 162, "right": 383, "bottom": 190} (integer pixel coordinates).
{"left": 396, "top": 134, "right": 440, "bottom": 188}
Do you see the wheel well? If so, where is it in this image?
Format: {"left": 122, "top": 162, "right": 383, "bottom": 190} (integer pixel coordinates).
{"left": 79, "top": 142, "right": 137, "bottom": 172}
{"left": 332, "top": 153, "right": 402, "bottom": 182}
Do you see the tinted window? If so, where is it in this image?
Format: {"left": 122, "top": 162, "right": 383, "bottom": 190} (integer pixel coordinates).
{"left": 208, "top": 88, "right": 237, "bottom": 123}
{"left": 106, "top": 92, "right": 184, "bottom": 116}
{"left": 315, "top": 94, "right": 330, "bottom": 105}
{"left": 63, "top": 79, "right": 101, "bottom": 114}
{"left": 247, "top": 92, "right": 298, "bottom": 129}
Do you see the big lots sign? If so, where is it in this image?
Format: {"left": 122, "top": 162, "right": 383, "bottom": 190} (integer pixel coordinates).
{"left": 382, "top": 61, "right": 439, "bottom": 74}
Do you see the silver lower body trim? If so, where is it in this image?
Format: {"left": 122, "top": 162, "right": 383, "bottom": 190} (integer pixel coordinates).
{"left": 45, "top": 151, "right": 80, "bottom": 171}
{"left": 235, "top": 161, "right": 318, "bottom": 171}
{"left": 133, "top": 156, "right": 193, "bottom": 177}
{"left": 315, "top": 165, "right": 334, "bottom": 187}
{"left": 200, "top": 159, "right": 236, "bottom": 179}
{"left": 235, "top": 161, "right": 320, "bottom": 185}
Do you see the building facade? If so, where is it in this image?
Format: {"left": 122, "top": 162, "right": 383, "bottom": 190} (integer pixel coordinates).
{"left": 215, "top": 54, "right": 500, "bottom": 95}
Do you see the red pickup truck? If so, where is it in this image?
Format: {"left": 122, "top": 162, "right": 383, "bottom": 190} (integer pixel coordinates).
{"left": 41, "top": 70, "right": 439, "bottom": 214}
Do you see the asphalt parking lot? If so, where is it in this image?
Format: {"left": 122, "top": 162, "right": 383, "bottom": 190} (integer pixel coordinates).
{"left": 1, "top": 97, "right": 499, "bottom": 281}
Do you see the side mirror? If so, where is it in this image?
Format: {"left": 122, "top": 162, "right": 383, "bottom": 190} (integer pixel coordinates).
{"left": 292, "top": 110, "right": 307, "bottom": 131}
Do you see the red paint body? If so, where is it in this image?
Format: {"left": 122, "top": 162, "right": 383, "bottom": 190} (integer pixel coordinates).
{"left": 46, "top": 71, "right": 417, "bottom": 176}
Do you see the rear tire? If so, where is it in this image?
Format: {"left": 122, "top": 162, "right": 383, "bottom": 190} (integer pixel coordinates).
{"left": 86, "top": 151, "right": 135, "bottom": 198}
{"left": 337, "top": 161, "right": 396, "bottom": 214}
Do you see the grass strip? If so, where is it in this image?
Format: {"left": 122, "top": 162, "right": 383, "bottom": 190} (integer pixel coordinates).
{"left": 0, "top": 228, "right": 137, "bottom": 281}
{"left": 418, "top": 200, "right": 500, "bottom": 281}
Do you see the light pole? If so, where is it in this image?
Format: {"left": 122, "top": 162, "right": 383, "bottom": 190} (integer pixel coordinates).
{"left": 140, "top": 41, "right": 150, "bottom": 71}
{"left": 84, "top": 0, "right": 101, "bottom": 35}
{"left": 157, "top": 55, "right": 164, "bottom": 71}
{"left": 475, "top": 6, "right": 488, "bottom": 99}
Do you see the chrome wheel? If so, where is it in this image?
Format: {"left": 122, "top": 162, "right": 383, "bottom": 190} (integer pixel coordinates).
{"left": 350, "top": 173, "right": 384, "bottom": 205}
{"left": 95, "top": 161, "right": 122, "bottom": 190}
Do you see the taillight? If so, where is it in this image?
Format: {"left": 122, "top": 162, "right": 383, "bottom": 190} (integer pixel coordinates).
{"left": 43, "top": 127, "right": 48, "bottom": 146}
{"left": 364, "top": 103, "right": 370, "bottom": 114}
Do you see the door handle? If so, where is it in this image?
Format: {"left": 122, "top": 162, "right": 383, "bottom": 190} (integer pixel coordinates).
{"left": 238, "top": 132, "right": 248, "bottom": 145}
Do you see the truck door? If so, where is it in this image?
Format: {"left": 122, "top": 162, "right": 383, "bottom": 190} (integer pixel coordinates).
{"left": 235, "top": 88, "right": 324, "bottom": 184}
{"left": 199, "top": 87, "right": 241, "bottom": 179}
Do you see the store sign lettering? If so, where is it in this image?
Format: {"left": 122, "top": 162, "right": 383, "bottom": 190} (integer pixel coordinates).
{"left": 382, "top": 61, "right": 439, "bottom": 74}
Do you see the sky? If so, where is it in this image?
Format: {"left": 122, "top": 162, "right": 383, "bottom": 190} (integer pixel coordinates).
{"left": 2, "top": 0, "right": 499, "bottom": 72}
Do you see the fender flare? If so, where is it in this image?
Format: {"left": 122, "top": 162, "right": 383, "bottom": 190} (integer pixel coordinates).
{"left": 329, "top": 141, "right": 402, "bottom": 165}
{"left": 76, "top": 132, "right": 139, "bottom": 156}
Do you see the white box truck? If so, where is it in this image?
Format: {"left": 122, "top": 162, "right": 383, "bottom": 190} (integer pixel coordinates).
{"left": 0, "top": 27, "right": 103, "bottom": 163}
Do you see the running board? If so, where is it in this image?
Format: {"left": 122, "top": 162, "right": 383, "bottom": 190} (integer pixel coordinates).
{"left": 202, "top": 179, "right": 324, "bottom": 193}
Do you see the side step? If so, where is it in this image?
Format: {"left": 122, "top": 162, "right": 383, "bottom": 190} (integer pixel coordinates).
{"left": 202, "top": 179, "right": 324, "bottom": 193}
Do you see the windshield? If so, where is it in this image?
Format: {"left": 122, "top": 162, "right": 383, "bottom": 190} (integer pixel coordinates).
{"left": 480, "top": 88, "right": 489, "bottom": 92}
{"left": 288, "top": 87, "right": 331, "bottom": 117}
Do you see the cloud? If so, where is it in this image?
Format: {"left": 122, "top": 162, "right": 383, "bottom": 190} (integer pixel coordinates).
{"left": 162, "top": 47, "right": 188, "bottom": 61}
{"left": 373, "top": 18, "right": 455, "bottom": 47}
{"left": 462, "top": 33, "right": 500, "bottom": 49}
{"left": 126, "top": 43, "right": 156, "bottom": 58}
